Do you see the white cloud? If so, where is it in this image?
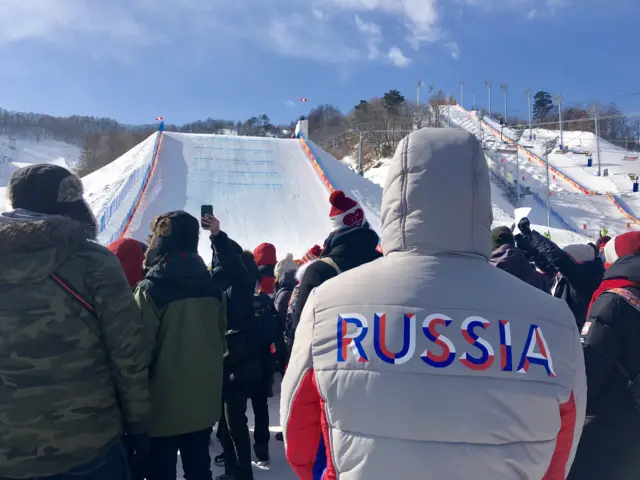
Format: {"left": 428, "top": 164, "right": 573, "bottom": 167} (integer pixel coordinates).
{"left": 312, "top": 8, "right": 325, "bottom": 19}
{"left": 285, "top": 100, "right": 296, "bottom": 107}
{"left": 329, "top": 0, "right": 440, "bottom": 48}
{"left": 387, "top": 47, "right": 412, "bottom": 68}
{"left": 266, "top": 13, "right": 360, "bottom": 63}
{"left": 445, "top": 42, "right": 460, "bottom": 60}
{"left": 527, "top": 9, "right": 538, "bottom": 18}
{"left": 354, "top": 14, "right": 382, "bottom": 59}
{"left": 354, "top": 14, "right": 381, "bottom": 36}
{"left": 0, "top": 0, "right": 574, "bottom": 67}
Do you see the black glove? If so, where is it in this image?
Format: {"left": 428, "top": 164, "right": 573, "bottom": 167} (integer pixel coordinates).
{"left": 518, "top": 217, "right": 532, "bottom": 236}
{"left": 126, "top": 433, "right": 150, "bottom": 480}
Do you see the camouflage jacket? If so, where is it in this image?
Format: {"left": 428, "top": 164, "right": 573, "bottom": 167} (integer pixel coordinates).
{"left": 0, "top": 210, "right": 152, "bottom": 478}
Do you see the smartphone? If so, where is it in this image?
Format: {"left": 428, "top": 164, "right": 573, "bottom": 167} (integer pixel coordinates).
{"left": 201, "top": 205, "right": 213, "bottom": 227}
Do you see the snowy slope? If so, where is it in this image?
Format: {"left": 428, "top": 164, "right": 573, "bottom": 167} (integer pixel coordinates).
{"left": 0, "top": 137, "right": 81, "bottom": 212}
{"left": 443, "top": 107, "right": 638, "bottom": 236}
{"left": 307, "top": 138, "right": 382, "bottom": 233}
{"left": 122, "top": 133, "right": 336, "bottom": 258}
{"left": 84, "top": 133, "right": 158, "bottom": 244}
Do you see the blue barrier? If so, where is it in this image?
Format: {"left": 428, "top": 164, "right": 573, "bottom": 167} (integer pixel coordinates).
{"left": 96, "top": 131, "right": 163, "bottom": 244}
{"left": 610, "top": 194, "right": 640, "bottom": 224}
{"left": 299, "top": 133, "right": 338, "bottom": 192}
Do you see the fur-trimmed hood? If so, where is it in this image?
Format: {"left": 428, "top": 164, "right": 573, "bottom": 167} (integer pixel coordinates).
{"left": 0, "top": 209, "right": 96, "bottom": 283}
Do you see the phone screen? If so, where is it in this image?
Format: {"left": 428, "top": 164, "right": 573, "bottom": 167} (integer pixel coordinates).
{"left": 201, "top": 205, "right": 213, "bottom": 226}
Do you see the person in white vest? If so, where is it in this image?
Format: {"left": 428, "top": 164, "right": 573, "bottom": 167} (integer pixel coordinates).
{"left": 281, "top": 128, "right": 586, "bottom": 480}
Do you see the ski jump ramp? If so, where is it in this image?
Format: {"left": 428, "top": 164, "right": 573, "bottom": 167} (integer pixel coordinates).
{"left": 87, "top": 132, "right": 382, "bottom": 259}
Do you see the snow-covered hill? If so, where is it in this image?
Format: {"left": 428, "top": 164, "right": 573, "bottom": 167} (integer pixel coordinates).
{"left": 0, "top": 136, "right": 82, "bottom": 212}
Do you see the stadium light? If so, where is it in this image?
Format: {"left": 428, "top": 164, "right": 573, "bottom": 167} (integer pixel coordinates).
{"left": 460, "top": 80, "right": 465, "bottom": 109}
{"left": 555, "top": 94, "right": 564, "bottom": 151}
{"left": 543, "top": 137, "right": 559, "bottom": 228}
{"left": 524, "top": 88, "right": 533, "bottom": 140}
{"left": 485, "top": 81, "right": 492, "bottom": 117}
{"left": 500, "top": 84, "right": 509, "bottom": 124}
{"left": 588, "top": 105, "right": 602, "bottom": 176}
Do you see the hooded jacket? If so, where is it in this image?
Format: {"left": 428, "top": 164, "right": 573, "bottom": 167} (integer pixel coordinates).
{"left": 280, "top": 129, "right": 587, "bottom": 480}
{"left": 490, "top": 244, "right": 550, "bottom": 293}
{"left": 568, "top": 253, "right": 640, "bottom": 479}
{"left": 136, "top": 251, "right": 226, "bottom": 438}
{"left": 0, "top": 210, "right": 151, "bottom": 478}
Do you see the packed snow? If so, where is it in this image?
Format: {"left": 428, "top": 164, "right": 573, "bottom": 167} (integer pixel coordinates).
{"left": 441, "top": 106, "right": 639, "bottom": 237}
{"left": 0, "top": 136, "right": 81, "bottom": 212}
{"left": 178, "top": 378, "right": 296, "bottom": 479}
{"left": 98, "top": 133, "right": 343, "bottom": 258}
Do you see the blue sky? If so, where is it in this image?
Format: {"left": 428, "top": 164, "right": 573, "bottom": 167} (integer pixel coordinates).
{"left": 0, "top": 0, "right": 638, "bottom": 126}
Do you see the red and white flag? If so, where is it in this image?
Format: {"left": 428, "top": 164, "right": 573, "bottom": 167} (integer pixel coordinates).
{"left": 155, "top": 116, "right": 164, "bottom": 121}
{"left": 300, "top": 97, "right": 308, "bottom": 103}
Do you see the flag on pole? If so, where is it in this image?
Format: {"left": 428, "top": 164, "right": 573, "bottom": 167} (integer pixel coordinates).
{"left": 155, "top": 116, "right": 164, "bottom": 121}
{"left": 300, "top": 98, "right": 308, "bottom": 103}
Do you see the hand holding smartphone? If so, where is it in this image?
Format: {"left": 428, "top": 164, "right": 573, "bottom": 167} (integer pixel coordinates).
{"left": 201, "top": 205, "right": 213, "bottom": 226}
{"left": 200, "top": 205, "right": 221, "bottom": 236}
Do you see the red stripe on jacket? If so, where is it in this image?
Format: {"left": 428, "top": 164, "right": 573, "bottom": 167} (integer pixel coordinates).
{"left": 542, "top": 392, "right": 577, "bottom": 480}
{"left": 285, "top": 369, "right": 324, "bottom": 480}
{"left": 319, "top": 391, "right": 337, "bottom": 480}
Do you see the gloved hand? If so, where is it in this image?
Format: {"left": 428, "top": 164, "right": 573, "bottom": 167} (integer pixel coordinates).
{"left": 518, "top": 217, "right": 532, "bottom": 236}
{"left": 126, "top": 433, "right": 150, "bottom": 479}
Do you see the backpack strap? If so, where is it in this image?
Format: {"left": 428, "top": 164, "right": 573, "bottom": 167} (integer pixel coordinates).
{"left": 601, "top": 287, "right": 640, "bottom": 383}
{"left": 319, "top": 257, "right": 342, "bottom": 275}
{"left": 50, "top": 272, "right": 98, "bottom": 320}
{"left": 605, "top": 287, "right": 640, "bottom": 313}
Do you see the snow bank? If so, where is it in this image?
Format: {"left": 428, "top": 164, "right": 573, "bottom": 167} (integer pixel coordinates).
{"left": 0, "top": 137, "right": 82, "bottom": 212}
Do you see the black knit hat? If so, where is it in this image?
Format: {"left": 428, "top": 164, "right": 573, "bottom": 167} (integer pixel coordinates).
{"left": 149, "top": 210, "right": 199, "bottom": 256}
{"left": 491, "top": 226, "right": 515, "bottom": 250}
{"left": 8, "top": 164, "right": 97, "bottom": 237}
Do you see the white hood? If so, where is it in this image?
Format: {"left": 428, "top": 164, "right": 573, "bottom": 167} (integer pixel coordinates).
{"left": 381, "top": 128, "right": 493, "bottom": 259}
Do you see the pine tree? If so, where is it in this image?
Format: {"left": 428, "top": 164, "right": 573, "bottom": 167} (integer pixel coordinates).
{"left": 533, "top": 91, "right": 554, "bottom": 125}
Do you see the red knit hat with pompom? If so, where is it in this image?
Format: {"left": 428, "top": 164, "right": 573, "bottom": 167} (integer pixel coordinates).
{"left": 329, "top": 190, "right": 365, "bottom": 231}
{"left": 603, "top": 232, "right": 640, "bottom": 267}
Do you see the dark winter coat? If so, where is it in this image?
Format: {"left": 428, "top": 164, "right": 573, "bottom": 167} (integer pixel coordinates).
{"left": 135, "top": 252, "right": 226, "bottom": 437}
{"left": 291, "top": 226, "right": 382, "bottom": 339}
{"left": 569, "top": 254, "right": 640, "bottom": 480}
{"left": 274, "top": 270, "right": 297, "bottom": 324}
{"left": 210, "top": 232, "right": 261, "bottom": 386}
{"left": 490, "top": 244, "right": 550, "bottom": 292}
{"left": 0, "top": 211, "right": 151, "bottom": 478}
{"left": 518, "top": 230, "right": 604, "bottom": 329}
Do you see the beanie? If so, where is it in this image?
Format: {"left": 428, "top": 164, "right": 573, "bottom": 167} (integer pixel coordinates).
{"left": 149, "top": 210, "right": 200, "bottom": 256}
{"left": 8, "top": 164, "right": 97, "bottom": 237}
{"left": 108, "top": 238, "right": 146, "bottom": 288}
{"left": 604, "top": 232, "right": 640, "bottom": 266}
{"left": 329, "top": 190, "right": 365, "bottom": 231}
{"left": 254, "top": 243, "right": 277, "bottom": 267}
{"left": 275, "top": 253, "right": 298, "bottom": 280}
{"left": 491, "top": 226, "right": 515, "bottom": 250}
{"left": 299, "top": 245, "right": 322, "bottom": 264}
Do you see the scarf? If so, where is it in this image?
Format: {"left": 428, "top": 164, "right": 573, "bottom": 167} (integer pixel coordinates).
{"left": 588, "top": 278, "right": 640, "bottom": 315}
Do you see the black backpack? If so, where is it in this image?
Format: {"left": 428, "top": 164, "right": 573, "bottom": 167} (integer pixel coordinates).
{"left": 252, "top": 291, "right": 277, "bottom": 350}
{"left": 598, "top": 288, "right": 640, "bottom": 412}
